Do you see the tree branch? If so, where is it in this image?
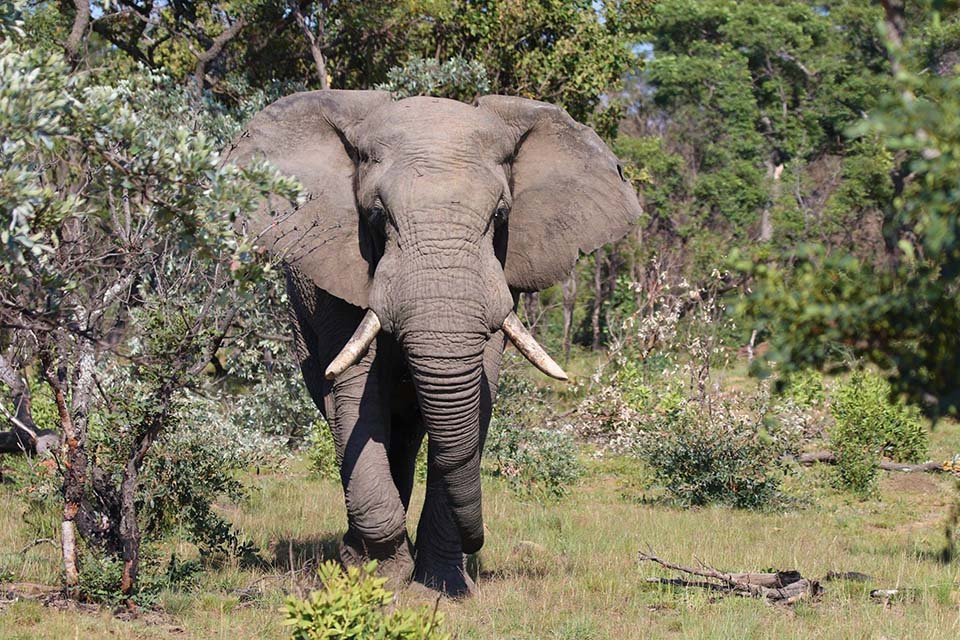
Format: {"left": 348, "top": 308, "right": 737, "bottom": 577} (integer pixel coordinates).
{"left": 291, "top": 1, "right": 329, "bottom": 88}
{"left": 64, "top": 0, "right": 91, "bottom": 63}
{"left": 193, "top": 17, "right": 247, "bottom": 94}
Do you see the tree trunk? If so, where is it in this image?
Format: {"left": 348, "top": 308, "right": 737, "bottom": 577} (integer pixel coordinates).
{"left": 42, "top": 353, "right": 75, "bottom": 592}
{"left": 759, "top": 158, "right": 783, "bottom": 243}
{"left": 41, "top": 343, "right": 95, "bottom": 595}
{"left": 64, "top": 0, "right": 91, "bottom": 63}
{"left": 522, "top": 292, "right": 541, "bottom": 339}
{"left": 796, "top": 450, "right": 951, "bottom": 473}
{"left": 118, "top": 454, "right": 143, "bottom": 600}
{"left": 192, "top": 17, "right": 247, "bottom": 94}
{"left": 119, "top": 387, "right": 172, "bottom": 602}
{"left": 561, "top": 272, "right": 577, "bottom": 362}
{"left": 591, "top": 248, "right": 606, "bottom": 351}
{"left": 880, "top": 0, "right": 906, "bottom": 75}
{"left": 291, "top": 1, "right": 329, "bottom": 89}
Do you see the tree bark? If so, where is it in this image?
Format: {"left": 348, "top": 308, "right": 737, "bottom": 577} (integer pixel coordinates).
{"left": 41, "top": 348, "right": 78, "bottom": 593}
{"left": 561, "top": 271, "right": 577, "bottom": 362}
{"left": 39, "top": 341, "right": 95, "bottom": 595}
{"left": 291, "top": 1, "right": 329, "bottom": 89}
{"left": 192, "top": 17, "right": 247, "bottom": 94}
{"left": 591, "top": 247, "right": 605, "bottom": 351}
{"left": 759, "top": 158, "right": 783, "bottom": 243}
{"left": 638, "top": 549, "right": 822, "bottom": 604}
{"left": 119, "top": 383, "right": 173, "bottom": 602}
{"left": 880, "top": 1, "right": 906, "bottom": 50}
{"left": 64, "top": 0, "right": 91, "bottom": 63}
{"left": 522, "top": 292, "right": 541, "bottom": 339}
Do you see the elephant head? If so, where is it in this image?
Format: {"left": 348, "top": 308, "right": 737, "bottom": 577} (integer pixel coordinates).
{"left": 233, "top": 90, "right": 640, "bottom": 553}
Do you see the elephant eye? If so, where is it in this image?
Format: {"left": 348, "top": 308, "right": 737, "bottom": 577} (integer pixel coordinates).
{"left": 366, "top": 198, "right": 388, "bottom": 228}
{"left": 494, "top": 201, "right": 510, "bottom": 226}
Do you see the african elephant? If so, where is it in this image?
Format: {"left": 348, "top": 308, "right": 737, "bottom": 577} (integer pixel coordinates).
{"left": 232, "top": 91, "right": 641, "bottom": 596}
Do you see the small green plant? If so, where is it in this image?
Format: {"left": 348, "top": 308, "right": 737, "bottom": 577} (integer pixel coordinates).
{"left": 830, "top": 370, "right": 928, "bottom": 496}
{"left": 777, "top": 369, "right": 825, "bottom": 408}
{"left": 414, "top": 444, "right": 428, "bottom": 483}
{"left": 307, "top": 421, "right": 340, "bottom": 482}
{"left": 484, "top": 421, "right": 582, "bottom": 501}
{"left": 282, "top": 560, "right": 449, "bottom": 640}
{"left": 77, "top": 548, "right": 202, "bottom": 607}
{"left": 634, "top": 399, "right": 783, "bottom": 509}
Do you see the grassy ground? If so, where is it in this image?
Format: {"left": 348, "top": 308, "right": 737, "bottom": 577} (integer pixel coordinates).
{"left": 2, "top": 424, "right": 959, "bottom": 639}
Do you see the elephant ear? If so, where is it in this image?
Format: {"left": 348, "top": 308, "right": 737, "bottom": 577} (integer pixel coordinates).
{"left": 232, "top": 90, "right": 392, "bottom": 308}
{"left": 477, "top": 95, "right": 642, "bottom": 292}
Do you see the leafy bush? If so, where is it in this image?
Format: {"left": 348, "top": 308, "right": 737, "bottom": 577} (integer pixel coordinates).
{"left": 376, "top": 55, "right": 490, "bottom": 102}
{"left": 307, "top": 421, "right": 339, "bottom": 482}
{"left": 777, "top": 369, "right": 826, "bottom": 409}
{"left": 231, "top": 375, "right": 321, "bottom": 447}
{"left": 283, "top": 561, "right": 448, "bottom": 640}
{"left": 830, "top": 370, "right": 928, "bottom": 495}
{"left": 308, "top": 421, "right": 427, "bottom": 484}
{"left": 484, "top": 421, "right": 582, "bottom": 501}
{"left": 78, "top": 550, "right": 201, "bottom": 607}
{"left": 634, "top": 398, "right": 784, "bottom": 509}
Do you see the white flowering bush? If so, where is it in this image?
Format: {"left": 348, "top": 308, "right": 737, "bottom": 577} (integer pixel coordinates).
{"left": 376, "top": 55, "right": 490, "bottom": 102}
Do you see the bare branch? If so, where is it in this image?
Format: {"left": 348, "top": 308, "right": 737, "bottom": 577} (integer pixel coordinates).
{"left": 193, "top": 17, "right": 248, "bottom": 94}
{"left": 64, "top": 0, "right": 91, "bottom": 63}
{"left": 291, "top": 1, "right": 329, "bottom": 88}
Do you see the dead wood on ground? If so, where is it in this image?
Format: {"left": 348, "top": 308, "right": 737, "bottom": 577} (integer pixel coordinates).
{"left": 796, "top": 450, "right": 959, "bottom": 474}
{"left": 638, "top": 548, "right": 822, "bottom": 604}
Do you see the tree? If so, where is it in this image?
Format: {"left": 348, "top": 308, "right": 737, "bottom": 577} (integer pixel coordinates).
{"left": 616, "top": 0, "right": 895, "bottom": 287}
{"left": 1, "top": 5, "right": 300, "bottom": 597}
{"left": 738, "top": 3, "right": 960, "bottom": 417}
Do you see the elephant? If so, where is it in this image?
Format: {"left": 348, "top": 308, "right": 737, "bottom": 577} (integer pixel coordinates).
{"left": 231, "top": 90, "right": 642, "bottom": 596}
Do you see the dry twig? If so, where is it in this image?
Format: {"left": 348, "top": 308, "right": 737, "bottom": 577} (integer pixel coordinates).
{"left": 638, "top": 547, "right": 822, "bottom": 604}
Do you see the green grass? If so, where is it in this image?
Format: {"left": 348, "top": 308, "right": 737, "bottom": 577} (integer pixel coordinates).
{"left": 2, "top": 429, "right": 959, "bottom": 639}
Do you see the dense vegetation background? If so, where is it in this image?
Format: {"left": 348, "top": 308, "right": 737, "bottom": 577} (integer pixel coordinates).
{"left": 2, "top": 0, "right": 960, "bottom": 633}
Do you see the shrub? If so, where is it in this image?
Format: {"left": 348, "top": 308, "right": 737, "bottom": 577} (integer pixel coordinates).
{"left": 777, "top": 369, "right": 826, "bottom": 408}
{"left": 78, "top": 549, "right": 201, "bottom": 607}
{"left": 283, "top": 561, "right": 448, "bottom": 640}
{"left": 376, "top": 55, "right": 490, "bottom": 102}
{"left": 484, "top": 420, "right": 582, "bottom": 501}
{"left": 231, "top": 375, "right": 321, "bottom": 447}
{"left": 830, "top": 370, "right": 928, "bottom": 495}
{"left": 307, "top": 421, "right": 339, "bottom": 482}
{"left": 309, "top": 422, "right": 427, "bottom": 484}
{"left": 634, "top": 398, "right": 783, "bottom": 509}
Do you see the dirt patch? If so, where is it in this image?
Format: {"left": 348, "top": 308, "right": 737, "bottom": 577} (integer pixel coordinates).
{"left": 893, "top": 511, "right": 948, "bottom": 534}
{"left": 0, "top": 582, "right": 185, "bottom": 632}
{"left": 881, "top": 472, "right": 940, "bottom": 495}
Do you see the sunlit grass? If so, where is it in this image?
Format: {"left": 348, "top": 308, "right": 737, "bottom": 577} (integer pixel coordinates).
{"left": 1, "top": 425, "right": 959, "bottom": 639}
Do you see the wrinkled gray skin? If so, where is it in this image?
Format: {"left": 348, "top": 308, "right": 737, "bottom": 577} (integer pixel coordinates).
{"left": 232, "top": 91, "right": 641, "bottom": 596}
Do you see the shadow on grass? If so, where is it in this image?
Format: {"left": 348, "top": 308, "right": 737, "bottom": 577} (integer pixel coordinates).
{"left": 470, "top": 550, "right": 556, "bottom": 584}
{"left": 271, "top": 534, "right": 342, "bottom": 573}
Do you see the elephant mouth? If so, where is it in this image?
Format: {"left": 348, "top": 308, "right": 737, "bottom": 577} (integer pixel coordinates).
{"left": 323, "top": 308, "right": 568, "bottom": 382}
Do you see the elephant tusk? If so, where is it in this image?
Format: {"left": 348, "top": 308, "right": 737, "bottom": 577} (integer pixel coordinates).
{"left": 325, "top": 310, "right": 381, "bottom": 380}
{"left": 501, "top": 311, "right": 569, "bottom": 381}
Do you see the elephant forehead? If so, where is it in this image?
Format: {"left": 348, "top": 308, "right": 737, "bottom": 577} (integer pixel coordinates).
{"left": 361, "top": 97, "right": 513, "bottom": 160}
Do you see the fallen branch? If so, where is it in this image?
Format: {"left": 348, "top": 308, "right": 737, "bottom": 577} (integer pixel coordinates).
{"left": 18, "top": 538, "right": 56, "bottom": 555}
{"left": 637, "top": 548, "right": 822, "bottom": 604}
{"left": 796, "top": 450, "right": 958, "bottom": 474}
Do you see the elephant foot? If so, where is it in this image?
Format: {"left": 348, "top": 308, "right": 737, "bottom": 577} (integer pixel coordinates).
{"left": 340, "top": 529, "right": 415, "bottom": 589}
{"left": 412, "top": 553, "right": 475, "bottom": 598}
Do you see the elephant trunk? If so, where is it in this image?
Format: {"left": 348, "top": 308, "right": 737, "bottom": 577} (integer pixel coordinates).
{"left": 403, "top": 331, "right": 486, "bottom": 553}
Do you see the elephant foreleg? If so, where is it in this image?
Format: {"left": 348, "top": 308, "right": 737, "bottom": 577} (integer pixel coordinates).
{"left": 387, "top": 380, "right": 424, "bottom": 511}
{"left": 329, "top": 342, "right": 414, "bottom": 586}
